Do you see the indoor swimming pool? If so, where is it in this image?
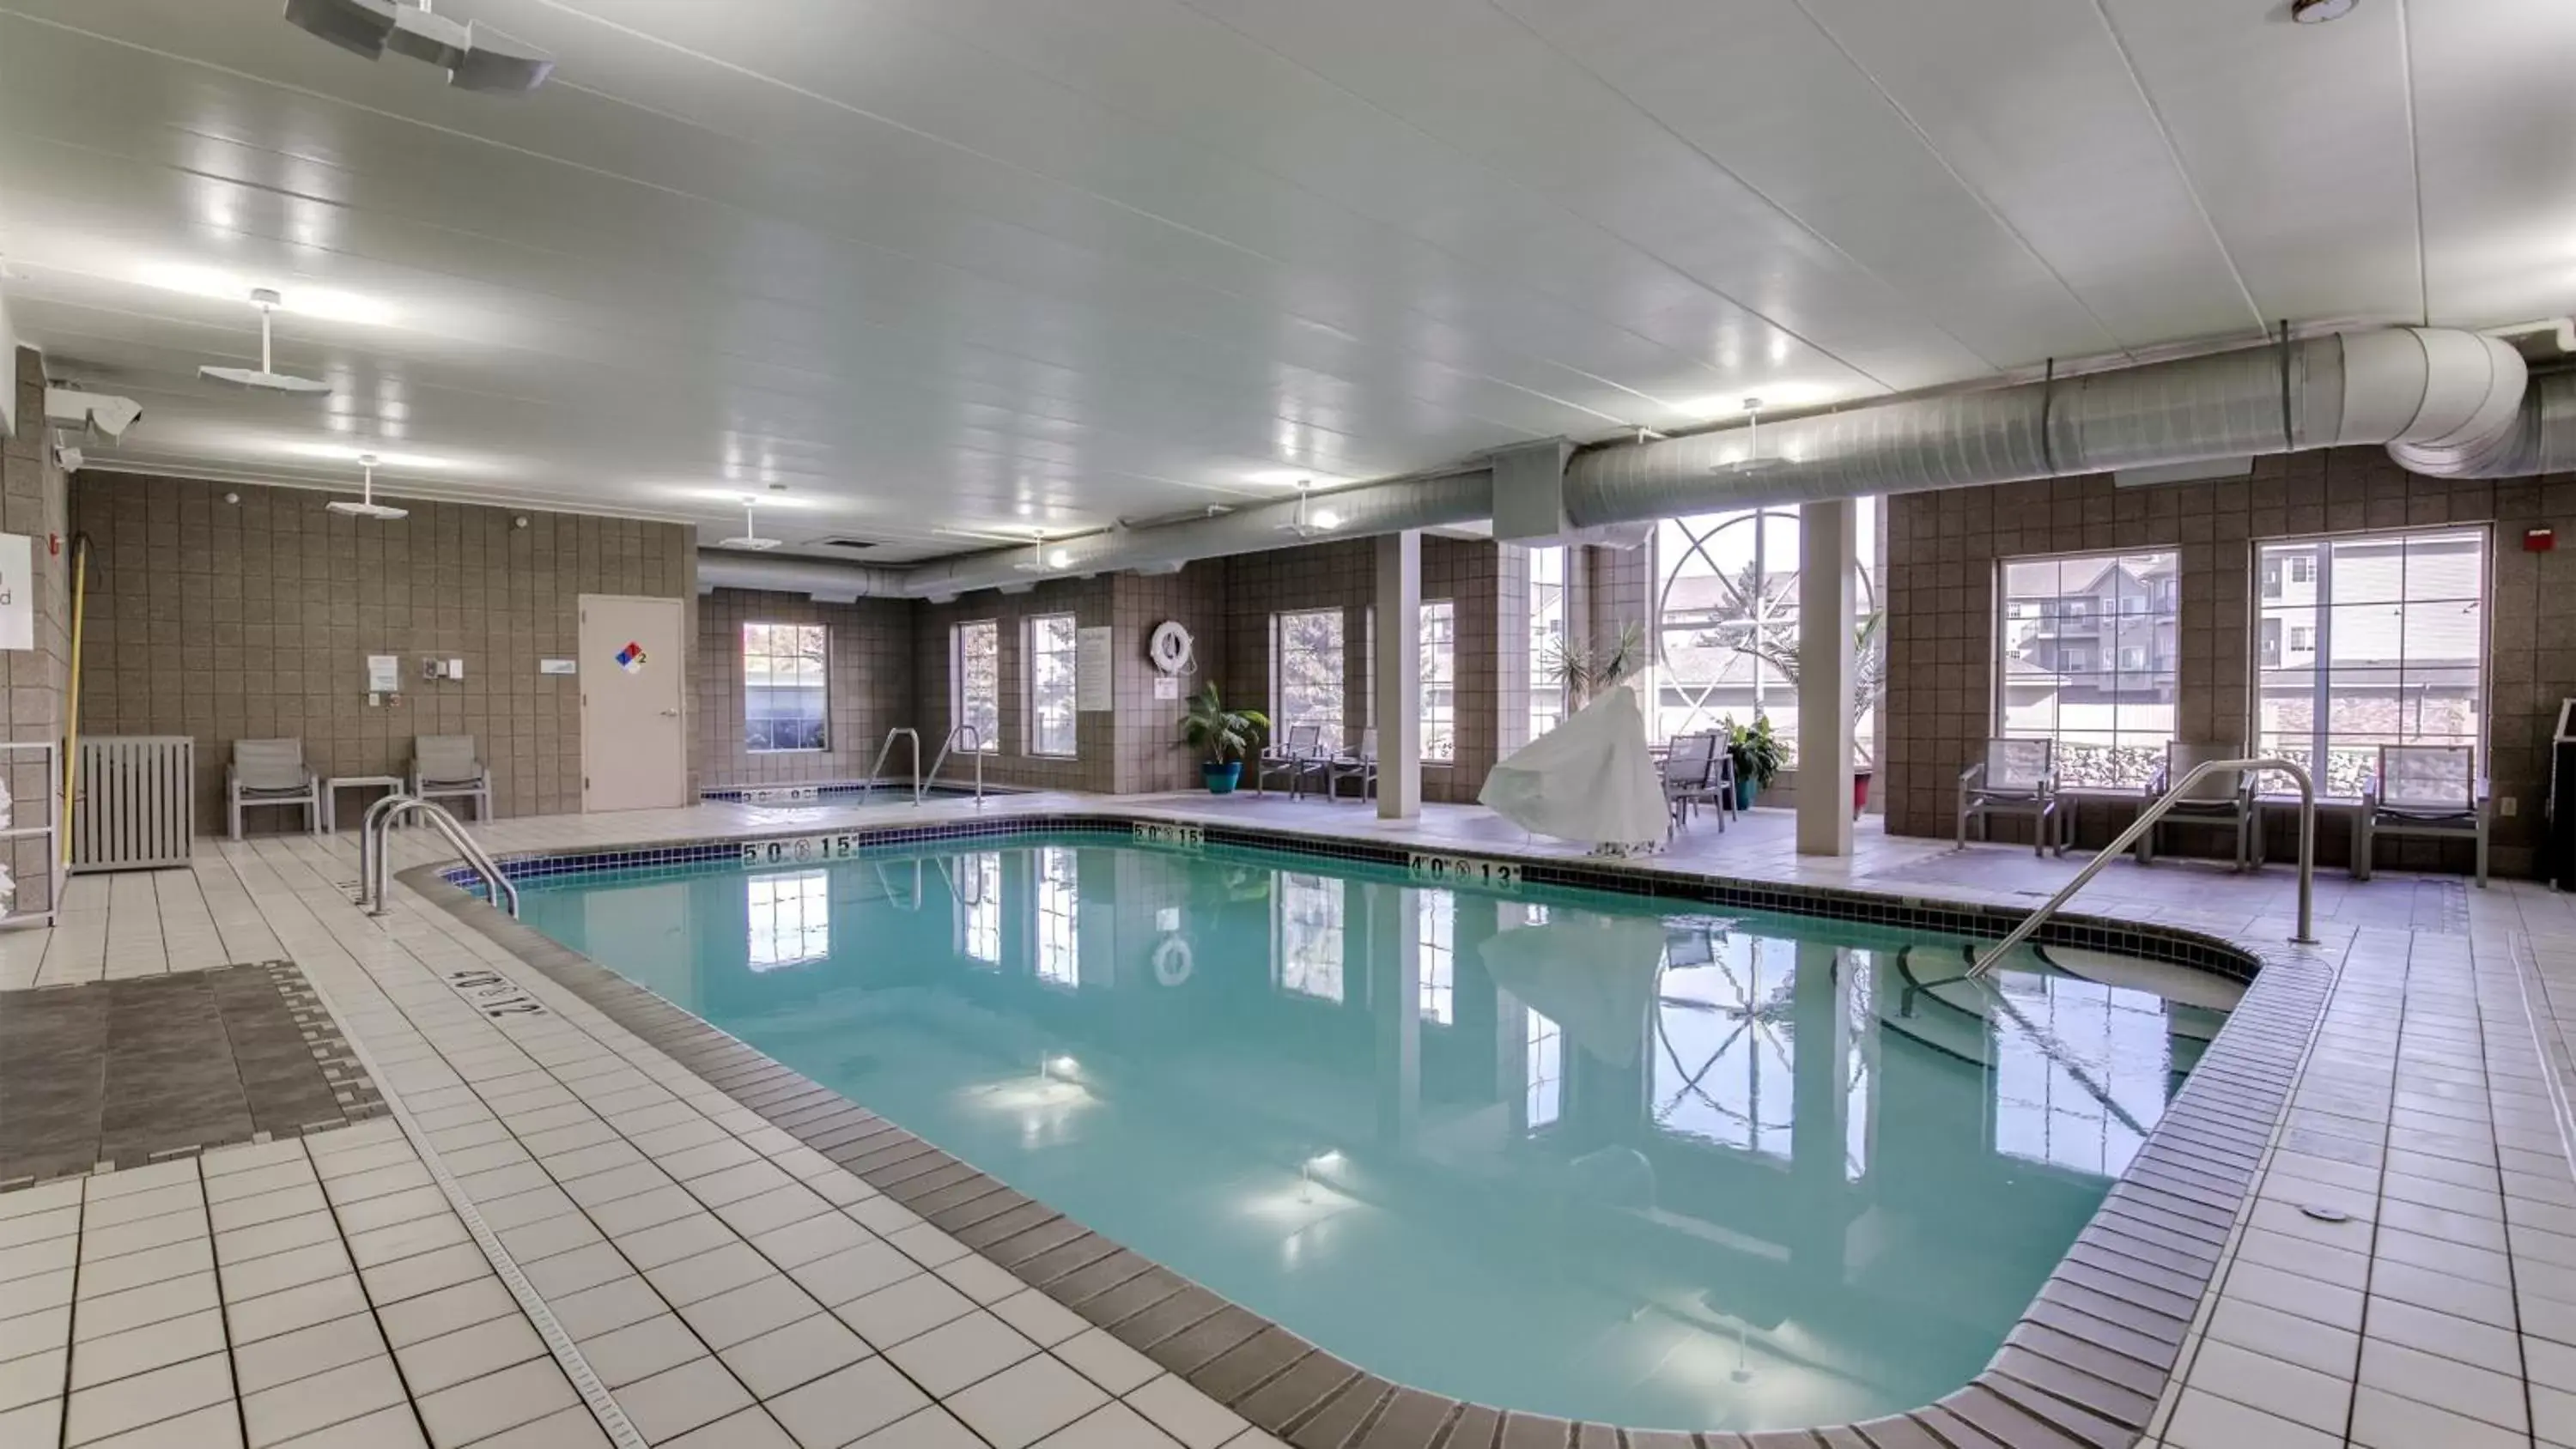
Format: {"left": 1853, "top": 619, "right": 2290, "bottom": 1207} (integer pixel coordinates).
{"left": 512, "top": 833, "right": 2238, "bottom": 1433}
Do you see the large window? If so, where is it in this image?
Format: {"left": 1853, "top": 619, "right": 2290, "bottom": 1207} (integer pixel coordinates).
{"left": 1036, "top": 846, "right": 1078, "bottom": 986}
{"left": 1273, "top": 609, "right": 1346, "bottom": 751}
{"left": 1530, "top": 546, "right": 1567, "bottom": 738}
{"left": 1421, "top": 600, "right": 1455, "bottom": 763}
{"left": 1027, "top": 614, "right": 1078, "bottom": 757}
{"left": 1991, "top": 975, "right": 2174, "bottom": 1179}
{"left": 954, "top": 852, "right": 1000, "bottom": 965}
{"left": 1418, "top": 889, "right": 1454, "bottom": 1026}
{"left": 747, "top": 871, "right": 829, "bottom": 969}
{"left": 744, "top": 623, "right": 828, "bottom": 753}
{"left": 1652, "top": 505, "right": 1879, "bottom": 762}
{"left": 1274, "top": 872, "right": 1345, "bottom": 1003}
{"left": 2256, "top": 528, "right": 2486, "bottom": 797}
{"left": 952, "top": 621, "right": 999, "bottom": 752}
{"left": 1996, "top": 551, "right": 2179, "bottom": 787}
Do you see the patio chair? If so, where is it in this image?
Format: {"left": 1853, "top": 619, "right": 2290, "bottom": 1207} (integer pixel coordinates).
{"left": 1957, "top": 737, "right": 2064, "bottom": 857}
{"left": 410, "top": 735, "right": 493, "bottom": 822}
{"left": 1660, "top": 732, "right": 1728, "bottom": 834}
{"left": 2136, "top": 741, "right": 2259, "bottom": 870}
{"left": 228, "top": 738, "right": 319, "bottom": 840}
{"left": 1326, "top": 728, "right": 1379, "bottom": 803}
{"left": 1256, "top": 722, "right": 1327, "bottom": 797}
{"left": 2357, "top": 743, "right": 2488, "bottom": 887}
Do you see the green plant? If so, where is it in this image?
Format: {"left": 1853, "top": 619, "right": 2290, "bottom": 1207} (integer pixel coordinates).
{"left": 1725, "top": 715, "right": 1784, "bottom": 791}
{"left": 1735, "top": 609, "right": 1887, "bottom": 764}
{"left": 1179, "top": 684, "right": 1268, "bottom": 765}
{"left": 1540, "top": 620, "right": 1647, "bottom": 707}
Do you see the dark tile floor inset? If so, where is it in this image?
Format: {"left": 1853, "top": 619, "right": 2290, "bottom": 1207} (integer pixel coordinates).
{"left": 0, "top": 960, "right": 385, "bottom": 1190}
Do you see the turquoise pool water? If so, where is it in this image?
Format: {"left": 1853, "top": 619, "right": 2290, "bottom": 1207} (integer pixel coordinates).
{"left": 515, "top": 834, "right": 2228, "bottom": 1432}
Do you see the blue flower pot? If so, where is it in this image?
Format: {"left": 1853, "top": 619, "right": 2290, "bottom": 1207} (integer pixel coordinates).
{"left": 1203, "top": 761, "right": 1243, "bottom": 794}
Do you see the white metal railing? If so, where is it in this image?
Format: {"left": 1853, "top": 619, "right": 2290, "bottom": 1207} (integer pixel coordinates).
{"left": 360, "top": 792, "right": 519, "bottom": 919}
{"left": 923, "top": 724, "right": 987, "bottom": 804}
{"left": 862, "top": 727, "right": 921, "bottom": 804}
{"left": 1967, "top": 756, "right": 2317, "bottom": 977}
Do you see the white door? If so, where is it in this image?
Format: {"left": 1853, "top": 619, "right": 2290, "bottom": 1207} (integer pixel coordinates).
{"left": 580, "top": 594, "right": 689, "bottom": 811}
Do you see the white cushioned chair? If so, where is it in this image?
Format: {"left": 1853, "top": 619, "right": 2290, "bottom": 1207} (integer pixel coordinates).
{"left": 228, "top": 738, "right": 319, "bottom": 840}
{"left": 1957, "top": 737, "right": 2064, "bottom": 857}
{"left": 2357, "top": 743, "right": 2487, "bottom": 887}
{"left": 410, "top": 735, "right": 493, "bottom": 822}
{"left": 2137, "top": 741, "right": 2261, "bottom": 870}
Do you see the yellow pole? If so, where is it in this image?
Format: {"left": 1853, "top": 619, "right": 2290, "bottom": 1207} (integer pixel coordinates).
{"left": 59, "top": 533, "right": 88, "bottom": 874}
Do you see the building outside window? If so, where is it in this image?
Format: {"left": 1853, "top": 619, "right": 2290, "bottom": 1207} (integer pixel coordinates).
{"left": 1651, "top": 503, "right": 1880, "bottom": 763}
{"left": 1274, "top": 872, "right": 1345, "bottom": 1003}
{"left": 1273, "top": 609, "right": 1346, "bottom": 752}
{"left": 744, "top": 623, "right": 828, "bottom": 753}
{"left": 1530, "top": 545, "right": 1567, "bottom": 738}
{"left": 1036, "top": 846, "right": 1078, "bottom": 986}
{"left": 2255, "top": 527, "right": 2487, "bottom": 798}
{"left": 954, "top": 852, "right": 1000, "bottom": 965}
{"left": 746, "top": 871, "right": 829, "bottom": 969}
{"left": 1028, "top": 614, "right": 1078, "bottom": 757}
{"left": 1421, "top": 600, "right": 1455, "bottom": 762}
{"left": 1418, "top": 889, "right": 1454, "bottom": 1025}
{"left": 1996, "top": 550, "right": 2179, "bottom": 787}
{"left": 952, "top": 621, "right": 1000, "bottom": 751}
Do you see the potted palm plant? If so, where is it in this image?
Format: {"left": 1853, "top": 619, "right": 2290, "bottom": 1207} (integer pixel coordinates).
{"left": 1180, "top": 684, "right": 1267, "bottom": 794}
{"left": 1724, "top": 716, "right": 1783, "bottom": 810}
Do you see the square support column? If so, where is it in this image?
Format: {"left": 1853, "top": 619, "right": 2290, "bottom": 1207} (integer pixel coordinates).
{"left": 1798, "top": 499, "right": 1856, "bottom": 857}
{"left": 1375, "top": 530, "right": 1423, "bottom": 820}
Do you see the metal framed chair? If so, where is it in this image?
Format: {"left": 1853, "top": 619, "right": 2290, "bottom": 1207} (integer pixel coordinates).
{"left": 2358, "top": 743, "right": 2488, "bottom": 887}
{"left": 2136, "top": 741, "right": 2259, "bottom": 870}
{"left": 1255, "top": 723, "right": 1326, "bottom": 797}
{"left": 1957, "top": 737, "right": 2064, "bottom": 857}
{"left": 1660, "top": 731, "right": 1728, "bottom": 834}
{"left": 1326, "top": 728, "right": 1379, "bottom": 803}
{"left": 228, "top": 738, "right": 319, "bottom": 840}
{"left": 410, "top": 735, "right": 493, "bottom": 822}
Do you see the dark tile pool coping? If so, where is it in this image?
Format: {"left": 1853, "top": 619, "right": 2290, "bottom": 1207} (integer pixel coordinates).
{"left": 400, "top": 811, "right": 2336, "bottom": 1448}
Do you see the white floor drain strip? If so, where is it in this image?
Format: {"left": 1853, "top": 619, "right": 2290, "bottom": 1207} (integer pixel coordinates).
{"left": 296, "top": 965, "right": 648, "bottom": 1449}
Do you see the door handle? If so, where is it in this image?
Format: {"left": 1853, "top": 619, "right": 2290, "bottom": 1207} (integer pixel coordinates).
{"left": 659, "top": 709, "right": 680, "bottom": 718}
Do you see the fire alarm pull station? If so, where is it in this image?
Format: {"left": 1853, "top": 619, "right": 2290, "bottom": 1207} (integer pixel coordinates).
{"left": 2528, "top": 527, "right": 2556, "bottom": 552}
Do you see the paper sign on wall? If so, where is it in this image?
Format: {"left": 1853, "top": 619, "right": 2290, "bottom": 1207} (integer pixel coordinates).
{"left": 1077, "top": 627, "right": 1114, "bottom": 712}
{"left": 1152, "top": 676, "right": 1181, "bottom": 701}
{"left": 366, "top": 653, "right": 400, "bottom": 692}
{"left": 539, "top": 658, "right": 578, "bottom": 676}
{"left": 0, "top": 535, "right": 31, "bottom": 652}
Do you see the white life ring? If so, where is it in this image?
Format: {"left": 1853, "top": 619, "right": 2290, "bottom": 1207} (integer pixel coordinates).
{"left": 1152, "top": 936, "right": 1194, "bottom": 986}
{"left": 1147, "top": 621, "right": 1194, "bottom": 676}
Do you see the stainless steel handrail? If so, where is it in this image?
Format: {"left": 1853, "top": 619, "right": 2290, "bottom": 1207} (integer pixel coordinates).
{"left": 1967, "top": 756, "right": 2317, "bottom": 976}
{"left": 922, "top": 725, "right": 986, "bottom": 804}
{"left": 366, "top": 796, "right": 520, "bottom": 919}
{"left": 355, "top": 789, "right": 412, "bottom": 905}
{"left": 862, "top": 728, "right": 920, "bottom": 803}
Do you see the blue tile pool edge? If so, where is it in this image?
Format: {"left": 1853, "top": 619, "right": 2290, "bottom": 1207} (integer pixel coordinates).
{"left": 399, "top": 814, "right": 2334, "bottom": 1448}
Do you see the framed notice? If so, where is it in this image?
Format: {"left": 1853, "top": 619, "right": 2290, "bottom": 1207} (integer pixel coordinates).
{"left": 0, "top": 535, "right": 28, "bottom": 651}
{"left": 1077, "top": 627, "right": 1114, "bottom": 712}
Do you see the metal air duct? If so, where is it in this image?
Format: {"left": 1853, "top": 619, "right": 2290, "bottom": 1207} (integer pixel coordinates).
{"left": 696, "top": 550, "right": 909, "bottom": 603}
{"left": 2388, "top": 370, "right": 2576, "bottom": 478}
{"left": 1561, "top": 328, "right": 2526, "bottom": 526}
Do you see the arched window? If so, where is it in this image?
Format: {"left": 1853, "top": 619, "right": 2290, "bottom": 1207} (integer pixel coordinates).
{"left": 1650, "top": 505, "right": 1879, "bottom": 764}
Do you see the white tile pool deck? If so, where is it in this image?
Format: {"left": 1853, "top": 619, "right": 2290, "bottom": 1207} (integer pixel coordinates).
{"left": 1, "top": 790, "right": 2573, "bottom": 1448}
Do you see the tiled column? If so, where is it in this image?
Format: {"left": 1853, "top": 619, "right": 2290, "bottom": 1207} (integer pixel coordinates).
{"left": 1374, "top": 530, "right": 1421, "bottom": 820}
{"left": 1798, "top": 499, "right": 1856, "bottom": 856}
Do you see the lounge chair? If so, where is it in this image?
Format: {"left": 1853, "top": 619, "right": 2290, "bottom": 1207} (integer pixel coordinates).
{"left": 1957, "top": 738, "right": 2064, "bottom": 857}
{"left": 2357, "top": 743, "right": 2488, "bottom": 887}
{"left": 1256, "top": 723, "right": 1327, "bottom": 797}
{"left": 228, "top": 738, "right": 319, "bottom": 840}
{"left": 1326, "top": 728, "right": 1379, "bottom": 803}
{"left": 2137, "top": 741, "right": 2260, "bottom": 870}
{"left": 410, "top": 735, "right": 493, "bottom": 822}
{"left": 1660, "top": 732, "right": 1728, "bottom": 834}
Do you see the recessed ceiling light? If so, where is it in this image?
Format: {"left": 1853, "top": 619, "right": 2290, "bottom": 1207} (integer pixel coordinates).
{"left": 2290, "top": 0, "right": 2357, "bottom": 21}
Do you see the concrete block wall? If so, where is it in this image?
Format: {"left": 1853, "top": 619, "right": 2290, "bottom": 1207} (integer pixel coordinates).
{"left": 70, "top": 472, "right": 695, "bottom": 829}
{"left": 1881, "top": 448, "right": 2576, "bottom": 876}
{"left": 912, "top": 573, "right": 1119, "bottom": 792}
{"left": 2, "top": 348, "right": 70, "bottom": 913}
{"left": 695, "top": 588, "right": 914, "bottom": 791}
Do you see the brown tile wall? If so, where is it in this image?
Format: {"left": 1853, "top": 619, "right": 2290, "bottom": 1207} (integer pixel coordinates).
{"left": 1109, "top": 564, "right": 1228, "bottom": 793}
{"left": 695, "top": 588, "right": 915, "bottom": 790}
{"left": 912, "top": 573, "right": 1119, "bottom": 792}
{"left": 3, "top": 348, "right": 71, "bottom": 913}
{"left": 70, "top": 471, "right": 695, "bottom": 830}
{"left": 1882, "top": 448, "right": 2576, "bottom": 876}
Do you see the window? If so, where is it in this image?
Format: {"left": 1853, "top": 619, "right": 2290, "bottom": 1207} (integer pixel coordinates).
{"left": 1273, "top": 872, "right": 1345, "bottom": 1003}
{"left": 1036, "top": 846, "right": 1078, "bottom": 986}
{"left": 1530, "top": 546, "right": 1567, "bottom": 738}
{"left": 744, "top": 623, "right": 828, "bottom": 752}
{"left": 1526, "top": 1010, "right": 1562, "bottom": 1131}
{"left": 1652, "top": 503, "right": 1880, "bottom": 763}
{"left": 1273, "top": 609, "right": 1346, "bottom": 752}
{"left": 1027, "top": 614, "right": 1078, "bottom": 757}
{"left": 954, "top": 852, "right": 1000, "bottom": 965}
{"left": 747, "top": 871, "right": 829, "bottom": 969}
{"left": 2256, "top": 528, "right": 2486, "bottom": 798}
{"left": 952, "top": 621, "right": 999, "bottom": 751}
{"left": 1996, "top": 550, "right": 2179, "bottom": 787}
{"left": 1421, "top": 601, "right": 1455, "bottom": 762}
{"left": 1418, "top": 889, "right": 1454, "bottom": 1025}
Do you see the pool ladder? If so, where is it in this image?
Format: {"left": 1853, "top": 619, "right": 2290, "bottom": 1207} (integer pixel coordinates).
{"left": 355, "top": 791, "right": 520, "bottom": 919}
{"left": 1965, "top": 756, "right": 2317, "bottom": 978}
{"left": 865, "top": 725, "right": 986, "bottom": 805}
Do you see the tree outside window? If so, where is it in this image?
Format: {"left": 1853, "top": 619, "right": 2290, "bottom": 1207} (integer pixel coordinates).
{"left": 744, "top": 623, "right": 828, "bottom": 753}
{"left": 1421, "top": 600, "right": 1455, "bottom": 762}
{"left": 1651, "top": 505, "right": 1880, "bottom": 763}
{"left": 951, "top": 621, "right": 1000, "bottom": 751}
{"left": 1273, "top": 609, "right": 1346, "bottom": 752}
{"left": 1028, "top": 614, "right": 1078, "bottom": 757}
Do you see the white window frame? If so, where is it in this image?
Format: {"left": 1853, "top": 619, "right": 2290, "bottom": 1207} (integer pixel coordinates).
{"left": 1026, "top": 613, "right": 1079, "bottom": 759}
{"left": 951, "top": 621, "right": 1000, "bottom": 753}
{"left": 1271, "top": 609, "right": 1347, "bottom": 753}
{"left": 1529, "top": 545, "right": 1567, "bottom": 739}
{"left": 1994, "top": 549, "right": 2180, "bottom": 789}
{"left": 1035, "top": 846, "right": 1078, "bottom": 987}
{"left": 1272, "top": 871, "right": 1346, "bottom": 1003}
{"left": 954, "top": 852, "right": 1000, "bottom": 965}
{"left": 743, "top": 622, "right": 829, "bottom": 754}
{"left": 746, "top": 870, "right": 829, "bottom": 970}
{"left": 1418, "top": 889, "right": 1453, "bottom": 1025}
{"left": 1420, "top": 599, "right": 1455, "bottom": 763}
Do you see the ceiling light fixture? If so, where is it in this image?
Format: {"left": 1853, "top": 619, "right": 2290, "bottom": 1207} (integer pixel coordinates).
{"left": 716, "top": 499, "right": 782, "bottom": 551}
{"left": 325, "top": 453, "right": 408, "bottom": 519}
{"left": 1276, "top": 481, "right": 1343, "bottom": 540}
{"left": 283, "top": 0, "right": 556, "bottom": 93}
{"left": 1710, "top": 397, "right": 1793, "bottom": 478}
{"left": 200, "top": 289, "right": 333, "bottom": 396}
{"left": 2289, "top": 0, "right": 2358, "bottom": 21}
{"left": 1011, "top": 533, "right": 1076, "bottom": 573}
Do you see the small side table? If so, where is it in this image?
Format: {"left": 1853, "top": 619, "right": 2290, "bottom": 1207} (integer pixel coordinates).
{"left": 323, "top": 774, "right": 406, "bottom": 834}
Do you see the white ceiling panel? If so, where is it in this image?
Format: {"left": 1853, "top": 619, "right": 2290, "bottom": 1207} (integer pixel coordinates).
{"left": 0, "top": 0, "right": 2566, "bottom": 557}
